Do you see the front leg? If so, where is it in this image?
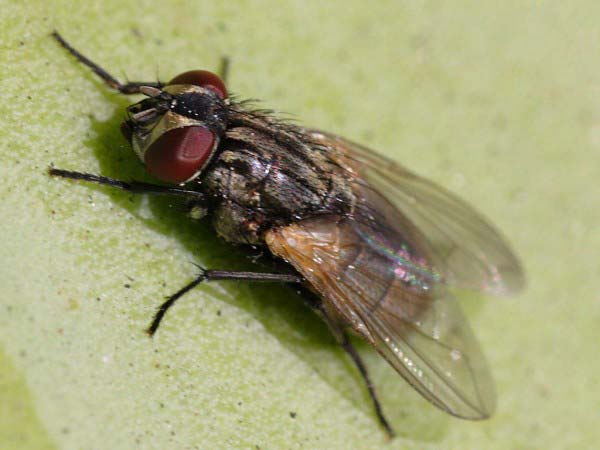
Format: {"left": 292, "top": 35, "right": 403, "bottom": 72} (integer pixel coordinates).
{"left": 52, "top": 31, "right": 162, "bottom": 94}
{"left": 49, "top": 168, "right": 205, "bottom": 200}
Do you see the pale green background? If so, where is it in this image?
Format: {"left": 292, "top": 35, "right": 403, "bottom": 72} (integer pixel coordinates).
{"left": 0, "top": 1, "right": 598, "bottom": 449}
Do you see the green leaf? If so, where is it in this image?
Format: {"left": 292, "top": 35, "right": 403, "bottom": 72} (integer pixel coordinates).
{"left": 1, "top": 1, "right": 598, "bottom": 449}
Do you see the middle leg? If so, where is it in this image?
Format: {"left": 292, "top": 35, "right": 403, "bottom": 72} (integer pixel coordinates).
{"left": 147, "top": 269, "right": 303, "bottom": 335}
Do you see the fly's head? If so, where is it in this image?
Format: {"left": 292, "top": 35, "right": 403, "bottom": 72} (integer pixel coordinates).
{"left": 122, "top": 71, "right": 229, "bottom": 184}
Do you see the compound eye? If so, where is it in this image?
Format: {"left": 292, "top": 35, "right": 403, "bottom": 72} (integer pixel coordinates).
{"left": 168, "top": 70, "right": 227, "bottom": 99}
{"left": 144, "top": 126, "right": 216, "bottom": 184}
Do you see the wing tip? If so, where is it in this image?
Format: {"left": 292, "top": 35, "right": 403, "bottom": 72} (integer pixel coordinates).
{"left": 444, "top": 394, "right": 496, "bottom": 421}
{"left": 488, "top": 261, "right": 526, "bottom": 297}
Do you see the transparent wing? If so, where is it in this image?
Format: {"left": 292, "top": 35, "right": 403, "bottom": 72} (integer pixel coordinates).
{"left": 307, "top": 130, "right": 525, "bottom": 296}
{"left": 266, "top": 215, "right": 495, "bottom": 419}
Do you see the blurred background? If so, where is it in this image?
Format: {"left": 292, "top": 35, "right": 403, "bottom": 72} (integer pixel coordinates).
{"left": 0, "top": 1, "right": 598, "bottom": 449}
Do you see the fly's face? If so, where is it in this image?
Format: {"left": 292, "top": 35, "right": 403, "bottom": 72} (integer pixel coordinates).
{"left": 122, "top": 71, "right": 229, "bottom": 184}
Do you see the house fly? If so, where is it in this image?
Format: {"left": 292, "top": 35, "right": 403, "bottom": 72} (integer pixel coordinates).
{"left": 49, "top": 31, "right": 525, "bottom": 437}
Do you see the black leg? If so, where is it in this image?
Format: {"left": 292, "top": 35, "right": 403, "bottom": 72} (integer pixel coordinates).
{"left": 341, "top": 333, "right": 395, "bottom": 438}
{"left": 316, "top": 304, "right": 396, "bottom": 438}
{"left": 147, "top": 272, "right": 206, "bottom": 336}
{"left": 147, "top": 269, "right": 302, "bottom": 335}
{"left": 52, "top": 31, "right": 162, "bottom": 94}
{"left": 218, "top": 56, "right": 230, "bottom": 84}
{"left": 49, "top": 168, "right": 205, "bottom": 200}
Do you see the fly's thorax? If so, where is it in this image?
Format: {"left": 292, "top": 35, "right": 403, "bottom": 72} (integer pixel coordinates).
{"left": 201, "top": 128, "right": 356, "bottom": 245}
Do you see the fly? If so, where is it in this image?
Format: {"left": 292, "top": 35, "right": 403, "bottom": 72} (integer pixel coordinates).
{"left": 49, "top": 31, "right": 525, "bottom": 437}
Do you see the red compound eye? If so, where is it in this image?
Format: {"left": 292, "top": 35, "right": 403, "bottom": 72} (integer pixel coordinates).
{"left": 144, "top": 126, "right": 216, "bottom": 184}
{"left": 168, "top": 70, "right": 227, "bottom": 99}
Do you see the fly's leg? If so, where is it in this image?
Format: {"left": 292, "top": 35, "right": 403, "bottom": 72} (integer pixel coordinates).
{"left": 50, "top": 168, "right": 303, "bottom": 333}
{"left": 218, "top": 56, "right": 230, "bottom": 84}
{"left": 147, "top": 269, "right": 302, "bottom": 335}
{"left": 54, "top": 31, "right": 228, "bottom": 92}
{"left": 340, "top": 333, "right": 395, "bottom": 438}
{"left": 48, "top": 168, "right": 205, "bottom": 201}
{"left": 313, "top": 300, "right": 395, "bottom": 438}
{"left": 52, "top": 31, "right": 162, "bottom": 94}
